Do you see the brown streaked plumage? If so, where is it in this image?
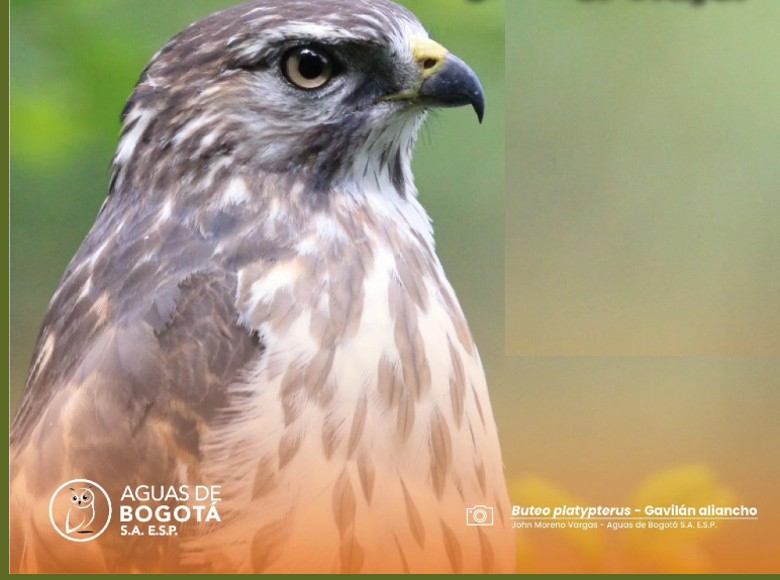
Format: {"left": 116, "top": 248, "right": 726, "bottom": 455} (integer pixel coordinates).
{"left": 11, "top": 0, "right": 513, "bottom": 573}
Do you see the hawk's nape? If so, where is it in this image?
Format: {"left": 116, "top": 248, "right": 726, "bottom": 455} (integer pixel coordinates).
{"left": 10, "top": 0, "right": 514, "bottom": 573}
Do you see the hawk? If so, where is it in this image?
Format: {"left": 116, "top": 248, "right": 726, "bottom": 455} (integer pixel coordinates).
{"left": 10, "top": 0, "right": 514, "bottom": 573}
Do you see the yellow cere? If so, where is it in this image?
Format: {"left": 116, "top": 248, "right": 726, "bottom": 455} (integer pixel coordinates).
{"left": 410, "top": 36, "right": 448, "bottom": 79}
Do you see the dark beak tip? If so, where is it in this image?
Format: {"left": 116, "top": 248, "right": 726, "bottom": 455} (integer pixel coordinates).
{"left": 419, "top": 54, "right": 485, "bottom": 124}
{"left": 474, "top": 96, "right": 485, "bottom": 124}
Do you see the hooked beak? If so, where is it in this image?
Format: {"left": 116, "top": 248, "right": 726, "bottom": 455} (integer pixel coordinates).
{"left": 412, "top": 37, "right": 485, "bottom": 123}
{"left": 382, "top": 37, "right": 486, "bottom": 123}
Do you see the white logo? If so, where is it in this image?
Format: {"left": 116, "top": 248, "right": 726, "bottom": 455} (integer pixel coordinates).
{"left": 466, "top": 504, "right": 494, "bottom": 526}
{"left": 49, "top": 479, "right": 112, "bottom": 542}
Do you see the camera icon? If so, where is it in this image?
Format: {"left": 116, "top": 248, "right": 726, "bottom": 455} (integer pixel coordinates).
{"left": 466, "top": 505, "right": 494, "bottom": 526}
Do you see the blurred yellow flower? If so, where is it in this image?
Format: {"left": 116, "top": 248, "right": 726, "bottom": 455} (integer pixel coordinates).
{"left": 508, "top": 465, "right": 735, "bottom": 573}
{"left": 625, "top": 464, "right": 736, "bottom": 573}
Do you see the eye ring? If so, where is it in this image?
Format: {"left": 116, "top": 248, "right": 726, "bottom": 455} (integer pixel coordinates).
{"left": 282, "top": 46, "right": 335, "bottom": 90}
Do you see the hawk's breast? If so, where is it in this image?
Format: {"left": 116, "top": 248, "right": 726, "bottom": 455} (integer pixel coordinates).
{"left": 194, "top": 188, "right": 514, "bottom": 573}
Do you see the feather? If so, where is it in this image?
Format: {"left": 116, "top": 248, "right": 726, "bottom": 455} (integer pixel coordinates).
{"left": 10, "top": 0, "right": 513, "bottom": 573}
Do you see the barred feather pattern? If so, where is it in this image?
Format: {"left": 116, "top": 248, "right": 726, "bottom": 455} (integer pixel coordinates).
{"left": 10, "top": 0, "right": 513, "bottom": 573}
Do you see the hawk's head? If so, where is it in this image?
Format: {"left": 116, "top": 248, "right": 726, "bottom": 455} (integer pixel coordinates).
{"left": 113, "top": 0, "right": 484, "bottom": 198}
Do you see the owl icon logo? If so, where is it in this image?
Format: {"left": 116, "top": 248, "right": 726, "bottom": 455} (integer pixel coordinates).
{"left": 49, "top": 479, "right": 112, "bottom": 542}
{"left": 66, "top": 486, "right": 95, "bottom": 534}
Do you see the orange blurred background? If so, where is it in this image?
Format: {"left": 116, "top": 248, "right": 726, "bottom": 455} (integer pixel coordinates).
{"left": 499, "top": 0, "right": 779, "bottom": 573}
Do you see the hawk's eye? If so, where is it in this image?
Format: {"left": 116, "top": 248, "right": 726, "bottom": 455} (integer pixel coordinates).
{"left": 283, "top": 47, "right": 335, "bottom": 90}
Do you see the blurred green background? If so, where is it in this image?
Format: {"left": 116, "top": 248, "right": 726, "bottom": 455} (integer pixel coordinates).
{"left": 507, "top": 0, "right": 780, "bottom": 356}
{"left": 9, "top": 0, "right": 505, "bottom": 414}
{"left": 502, "top": 1, "right": 779, "bottom": 573}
